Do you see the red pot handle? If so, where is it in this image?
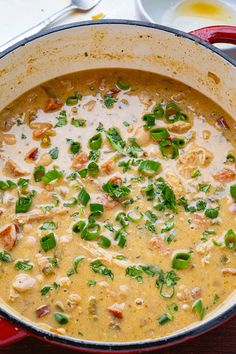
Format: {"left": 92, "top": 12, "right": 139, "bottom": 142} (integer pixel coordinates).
{"left": 0, "top": 316, "right": 28, "bottom": 347}
{"left": 189, "top": 25, "right": 236, "bottom": 45}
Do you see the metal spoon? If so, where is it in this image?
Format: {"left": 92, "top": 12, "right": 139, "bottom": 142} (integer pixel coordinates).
{"left": 0, "top": 0, "right": 102, "bottom": 52}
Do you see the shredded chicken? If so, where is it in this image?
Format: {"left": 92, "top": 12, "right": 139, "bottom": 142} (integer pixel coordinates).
{"left": 0, "top": 224, "right": 18, "bottom": 250}
{"left": 177, "top": 145, "right": 213, "bottom": 178}
{"left": 101, "top": 159, "right": 115, "bottom": 174}
{"left": 177, "top": 285, "right": 201, "bottom": 302}
{"left": 14, "top": 207, "right": 69, "bottom": 224}
{"left": 213, "top": 168, "right": 236, "bottom": 183}
{"left": 12, "top": 273, "right": 36, "bottom": 293}
{"left": 165, "top": 121, "right": 191, "bottom": 133}
{"left": 149, "top": 236, "right": 170, "bottom": 255}
{"left": 165, "top": 171, "right": 184, "bottom": 196}
{"left": 191, "top": 214, "right": 210, "bottom": 229}
{"left": 4, "top": 159, "right": 29, "bottom": 177}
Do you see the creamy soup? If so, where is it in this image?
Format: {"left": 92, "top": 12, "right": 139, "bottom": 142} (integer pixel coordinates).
{"left": 0, "top": 69, "right": 235, "bottom": 342}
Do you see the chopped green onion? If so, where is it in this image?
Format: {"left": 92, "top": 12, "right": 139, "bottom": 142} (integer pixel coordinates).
{"left": 89, "top": 203, "right": 104, "bottom": 216}
{"left": 224, "top": 229, "right": 236, "bottom": 251}
{"left": 106, "top": 128, "right": 125, "bottom": 153}
{"left": 90, "top": 259, "right": 114, "bottom": 280}
{"left": 15, "top": 195, "right": 32, "bottom": 213}
{"left": 54, "top": 312, "right": 69, "bottom": 325}
{"left": 81, "top": 223, "right": 101, "bottom": 240}
{"left": 115, "top": 212, "right": 129, "bottom": 227}
{"left": 40, "top": 221, "right": 57, "bottom": 230}
{"left": 98, "top": 236, "right": 111, "bottom": 248}
{"left": 191, "top": 169, "right": 201, "bottom": 178}
{"left": 159, "top": 140, "right": 179, "bottom": 159}
{"left": 42, "top": 169, "right": 63, "bottom": 184}
{"left": 172, "top": 252, "right": 191, "bottom": 269}
{"left": 49, "top": 147, "right": 59, "bottom": 160}
{"left": 138, "top": 160, "right": 161, "bottom": 176}
{"left": 72, "top": 221, "right": 86, "bottom": 234}
{"left": 116, "top": 80, "right": 130, "bottom": 90}
{"left": 104, "top": 96, "right": 118, "bottom": 108}
{"left": 192, "top": 299, "right": 205, "bottom": 320}
{"left": 15, "top": 260, "right": 33, "bottom": 271}
{"left": 150, "top": 127, "right": 170, "bottom": 141}
{"left": 115, "top": 228, "right": 128, "bottom": 248}
{"left": 55, "top": 110, "right": 67, "bottom": 128}
{"left": 89, "top": 133, "right": 102, "bottom": 150}
{"left": 71, "top": 118, "right": 86, "bottom": 127}
{"left": 78, "top": 188, "right": 90, "bottom": 206}
{"left": 33, "top": 165, "right": 45, "bottom": 182}
{"left": 66, "top": 92, "right": 82, "bottom": 106}
{"left": 17, "top": 178, "right": 29, "bottom": 189}
{"left": 142, "top": 114, "right": 156, "bottom": 128}
{"left": 127, "top": 210, "right": 142, "bottom": 222}
{"left": 67, "top": 255, "right": 85, "bottom": 276}
{"left": 204, "top": 207, "right": 219, "bottom": 219}
{"left": 226, "top": 153, "right": 235, "bottom": 163}
{"left": 152, "top": 102, "right": 164, "bottom": 118}
{"left": 102, "top": 181, "right": 130, "bottom": 199}
{"left": 230, "top": 184, "right": 236, "bottom": 199}
{"left": 70, "top": 141, "right": 81, "bottom": 155}
{"left": 87, "top": 279, "right": 96, "bottom": 287}
{"left": 40, "top": 233, "right": 56, "bottom": 252}
{"left": 158, "top": 312, "right": 173, "bottom": 325}
{"left": 198, "top": 183, "right": 211, "bottom": 193}
{"left": 88, "top": 162, "right": 99, "bottom": 175}
{"left": 126, "top": 266, "right": 143, "bottom": 283}
{"left": 0, "top": 250, "right": 12, "bottom": 263}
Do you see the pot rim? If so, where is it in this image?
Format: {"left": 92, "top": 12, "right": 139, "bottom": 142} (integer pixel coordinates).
{"left": 0, "top": 19, "right": 236, "bottom": 351}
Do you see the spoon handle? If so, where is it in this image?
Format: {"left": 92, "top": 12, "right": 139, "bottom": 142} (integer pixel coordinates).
{"left": 0, "top": 4, "right": 75, "bottom": 52}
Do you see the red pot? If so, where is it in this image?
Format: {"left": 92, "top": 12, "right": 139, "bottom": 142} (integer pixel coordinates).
{"left": 0, "top": 20, "right": 236, "bottom": 352}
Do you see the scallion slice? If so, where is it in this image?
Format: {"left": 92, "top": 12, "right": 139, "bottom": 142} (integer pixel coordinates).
{"left": 78, "top": 187, "right": 90, "bottom": 206}
{"left": 54, "top": 312, "right": 69, "bottom": 325}
{"left": 88, "top": 162, "right": 99, "bottom": 175}
{"left": 159, "top": 140, "right": 179, "bottom": 159}
{"left": 116, "top": 80, "right": 130, "bottom": 90}
{"left": 72, "top": 221, "right": 86, "bottom": 234}
{"left": 192, "top": 299, "right": 205, "bottom": 320}
{"left": 98, "top": 236, "right": 111, "bottom": 248}
{"left": 106, "top": 128, "right": 125, "bottom": 153}
{"left": 230, "top": 184, "right": 236, "bottom": 199}
{"left": 15, "top": 195, "right": 32, "bottom": 213}
{"left": 158, "top": 312, "right": 173, "bottom": 325}
{"left": 33, "top": 165, "right": 45, "bottom": 182}
{"left": 127, "top": 210, "right": 142, "bottom": 222}
{"left": 42, "top": 169, "right": 63, "bottom": 184}
{"left": 40, "top": 233, "right": 56, "bottom": 252}
{"left": 138, "top": 160, "right": 161, "bottom": 176}
{"left": 89, "top": 133, "right": 102, "bottom": 150}
{"left": 81, "top": 223, "right": 101, "bottom": 240}
{"left": 224, "top": 229, "right": 236, "bottom": 251}
{"left": 142, "top": 114, "right": 156, "bottom": 128}
{"left": 172, "top": 252, "right": 191, "bottom": 269}
{"left": 89, "top": 203, "right": 104, "bottom": 216}
{"left": 70, "top": 141, "right": 81, "bottom": 155}
{"left": 150, "top": 127, "right": 170, "bottom": 141}
{"left": 204, "top": 207, "right": 219, "bottom": 219}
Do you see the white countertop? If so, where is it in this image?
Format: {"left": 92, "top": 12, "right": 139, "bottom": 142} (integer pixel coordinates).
{"left": 0, "top": 0, "right": 236, "bottom": 59}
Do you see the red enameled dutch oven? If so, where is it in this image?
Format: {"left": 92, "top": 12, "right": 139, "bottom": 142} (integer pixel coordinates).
{"left": 0, "top": 20, "right": 236, "bottom": 352}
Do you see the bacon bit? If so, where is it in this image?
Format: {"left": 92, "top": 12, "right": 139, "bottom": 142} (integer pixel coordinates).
{"left": 71, "top": 151, "right": 88, "bottom": 170}
{"left": 149, "top": 236, "right": 170, "bottom": 255}
{"left": 0, "top": 224, "right": 18, "bottom": 251}
{"left": 44, "top": 98, "right": 63, "bottom": 113}
{"left": 4, "top": 159, "right": 29, "bottom": 177}
{"left": 213, "top": 168, "right": 236, "bottom": 183}
{"left": 191, "top": 214, "right": 209, "bottom": 229}
{"left": 109, "top": 176, "right": 123, "bottom": 186}
{"left": 107, "top": 305, "right": 123, "bottom": 319}
{"left": 25, "top": 147, "right": 39, "bottom": 162}
{"left": 101, "top": 160, "right": 115, "bottom": 174}
{"left": 216, "top": 117, "right": 230, "bottom": 130}
{"left": 106, "top": 87, "right": 120, "bottom": 96}
{"left": 96, "top": 194, "right": 119, "bottom": 209}
{"left": 35, "top": 305, "right": 50, "bottom": 318}
{"left": 221, "top": 268, "right": 236, "bottom": 275}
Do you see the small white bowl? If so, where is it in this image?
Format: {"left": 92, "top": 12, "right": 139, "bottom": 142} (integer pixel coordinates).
{"left": 136, "top": 0, "right": 236, "bottom": 54}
